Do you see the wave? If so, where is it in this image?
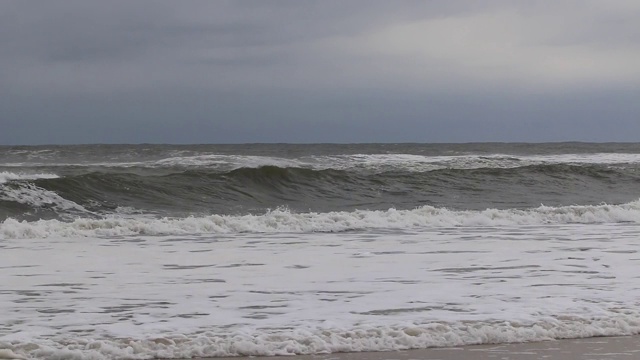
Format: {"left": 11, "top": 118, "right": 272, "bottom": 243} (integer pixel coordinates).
{"left": 1, "top": 162, "right": 640, "bottom": 222}
{"left": 3, "top": 201, "right": 640, "bottom": 239}
{"left": 3, "top": 313, "right": 640, "bottom": 359}
{"left": 4, "top": 152, "right": 640, "bottom": 171}
{"left": 0, "top": 172, "right": 93, "bottom": 221}
{"left": 0, "top": 171, "right": 59, "bottom": 184}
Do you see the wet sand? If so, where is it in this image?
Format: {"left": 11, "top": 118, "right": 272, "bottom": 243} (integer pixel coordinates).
{"left": 181, "top": 336, "right": 640, "bottom": 360}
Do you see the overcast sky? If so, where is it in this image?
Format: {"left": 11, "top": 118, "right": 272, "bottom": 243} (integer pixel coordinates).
{"left": 1, "top": 0, "right": 639, "bottom": 144}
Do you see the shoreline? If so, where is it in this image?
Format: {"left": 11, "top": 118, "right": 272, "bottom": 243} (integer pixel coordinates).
{"left": 173, "top": 336, "right": 640, "bottom": 360}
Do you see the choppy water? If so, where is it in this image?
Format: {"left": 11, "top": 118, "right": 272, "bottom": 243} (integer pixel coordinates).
{"left": 2, "top": 143, "right": 640, "bottom": 359}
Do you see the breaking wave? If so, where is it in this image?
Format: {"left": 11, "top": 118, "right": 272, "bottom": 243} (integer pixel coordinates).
{"left": 3, "top": 313, "right": 640, "bottom": 359}
{"left": 0, "top": 171, "right": 59, "bottom": 184}
{"left": 3, "top": 201, "right": 640, "bottom": 239}
{"left": 2, "top": 161, "right": 640, "bottom": 221}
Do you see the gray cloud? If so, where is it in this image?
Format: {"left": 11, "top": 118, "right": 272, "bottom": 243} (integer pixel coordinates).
{"left": 1, "top": 0, "right": 639, "bottom": 144}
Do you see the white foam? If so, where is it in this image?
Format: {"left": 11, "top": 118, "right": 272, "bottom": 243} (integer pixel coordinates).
{"left": 0, "top": 184, "right": 85, "bottom": 211}
{"left": 4, "top": 152, "right": 639, "bottom": 172}
{"left": 0, "top": 172, "right": 59, "bottom": 184}
{"left": 153, "top": 154, "right": 305, "bottom": 169}
{"left": 531, "top": 152, "right": 640, "bottom": 165}
{"left": 0, "top": 172, "right": 93, "bottom": 220}
{"left": 2, "top": 201, "right": 640, "bottom": 239}
{"left": 0, "top": 155, "right": 305, "bottom": 170}
{"left": 3, "top": 222, "right": 640, "bottom": 359}
{"left": 315, "top": 152, "right": 640, "bottom": 172}
{"left": 141, "top": 152, "right": 640, "bottom": 172}
{"left": 3, "top": 316, "right": 640, "bottom": 359}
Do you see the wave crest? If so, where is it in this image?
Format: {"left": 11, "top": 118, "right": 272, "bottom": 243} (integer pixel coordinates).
{"left": 2, "top": 201, "right": 640, "bottom": 239}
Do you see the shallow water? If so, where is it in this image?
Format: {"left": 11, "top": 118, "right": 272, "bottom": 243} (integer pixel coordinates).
{"left": 2, "top": 224, "right": 640, "bottom": 359}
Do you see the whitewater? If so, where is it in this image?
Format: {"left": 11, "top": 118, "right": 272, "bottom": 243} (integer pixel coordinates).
{"left": 2, "top": 143, "right": 640, "bottom": 360}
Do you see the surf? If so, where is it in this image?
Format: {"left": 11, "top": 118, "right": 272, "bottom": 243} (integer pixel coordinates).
{"left": 3, "top": 201, "right": 640, "bottom": 239}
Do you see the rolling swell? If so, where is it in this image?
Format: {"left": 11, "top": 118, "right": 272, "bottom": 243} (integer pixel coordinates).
{"left": 1, "top": 163, "right": 639, "bottom": 222}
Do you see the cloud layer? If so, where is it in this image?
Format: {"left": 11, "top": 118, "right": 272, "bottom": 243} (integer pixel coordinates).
{"left": 1, "top": 1, "right": 639, "bottom": 144}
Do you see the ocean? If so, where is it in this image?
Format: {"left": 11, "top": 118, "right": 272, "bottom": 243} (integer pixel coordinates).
{"left": 2, "top": 143, "right": 640, "bottom": 359}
